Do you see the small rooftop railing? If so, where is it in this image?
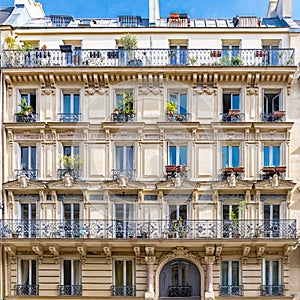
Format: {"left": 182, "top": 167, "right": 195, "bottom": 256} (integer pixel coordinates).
{"left": 1, "top": 48, "right": 294, "bottom": 68}
{"left": 0, "top": 219, "right": 296, "bottom": 239}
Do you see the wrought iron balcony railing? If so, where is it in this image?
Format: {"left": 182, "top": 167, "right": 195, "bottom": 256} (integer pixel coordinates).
{"left": 168, "top": 285, "right": 192, "bottom": 297}
{"left": 57, "top": 113, "right": 81, "bottom": 122}
{"left": 15, "top": 285, "right": 39, "bottom": 296}
{"left": 14, "top": 169, "right": 38, "bottom": 180}
{"left": 261, "top": 285, "right": 284, "bottom": 296}
{"left": 58, "top": 168, "right": 81, "bottom": 179}
{"left": 220, "top": 285, "right": 244, "bottom": 296}
{"left": 0, "top": 219, "right": 296, "bottom": 240}
{"left": 1, "top": 48, "right": 294, "bottom": 68}
{"left": 166, "top": 112, "right": 191, "bottom": 122}
{"left": 262, "top": 111, "right": 285, "bottom": 122}
{"left": 111, "top": 111, "right": 135, "bottom": 122}
{"left": 112, "top": 169, "right": 135, "bottom": 180}
{"left": 58, "top": 285, "right": 82, "bottom": 296}
{"left": 221, "top": 111, "right": 244, "bottom": 122}
{"left": 111, "top": 285, "right": 136, "bottom": 297}
{"left": 15, "top": 113, "right": 38, "bottom": 123}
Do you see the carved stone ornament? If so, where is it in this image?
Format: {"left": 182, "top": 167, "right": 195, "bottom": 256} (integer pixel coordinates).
{"left": 271, "top": 174, "right": 279, "bottom": 188}
{"left": 18, "top": 173, "right": 29, "bottom": 188}
{"left": 63, "top": 172, "right": 74, "bottom": 187}
{"left": 172, "top": 173, "right": 182, "bottom": 187}
{"left": 193, "top": 87, "right": 217, "bottom": 95}
{"left": 227, "top": 173, "right": 236, "bottom": 187}
{"left": 103, "top": 245, "right": 112, "bottom": 264}
{"left": 117, "top": 174, "right": 128, "bottom": 187}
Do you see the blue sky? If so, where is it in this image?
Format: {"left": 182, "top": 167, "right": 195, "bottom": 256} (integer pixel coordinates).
{"left": 2, "top": 0, "right": 300, "bottom": 20}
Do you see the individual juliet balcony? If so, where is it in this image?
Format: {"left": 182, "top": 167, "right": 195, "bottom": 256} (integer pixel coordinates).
{"left": 220, "top": 285, "right": 244, "bottom": 297}
{"left": 111, "top": 111, "right": 135, "bottom": 122}
{"left": 261, "top": 166, "right": 286, "bottom": 180}
{"left": 15, "top": 285, "right": 39, "bottom": 296}
{"left": 58, "top": 168, "right": 81, "bottom": 179}
{"left": 165, "top": 165, "right": 189, "bottom": 180}
{"left": 58, "top": 285, "right": 82, "bottom": 296}
{"left": 57, "top": 113, "right": 81, "bottom": 122}
{"left": 222, "top": 109, "right": 243, "bottom": 122}
{"left": 166, "top": 112, "right": 191, "bottom": 122}
{"left": 261, "top": 285, "right": 284, "bottom": 296}
{"left": 112, "top": 169, "right": 135, "bottom": 180}
{"left": 262, "top": 110, "right": 285, "bottom": 122}
{"left": 15, "top": 113, "right": 38, "bottom": 123}
{"left": 0, "top": 219, "right": 296, "bottom": 239}
{"left": 14, "top": 169, "right": 38, "bottom": 180}
{"left": 168, "top": 286, "right": 192, "bottom": 297}
{"left": 1, "top": 48, "right": 294, "bottom": 68}
{"left": 111, "top": 285, "right": 136, "bottom": 297}
{"left": 221, "top": 167, "right": 244, "bottom": 180}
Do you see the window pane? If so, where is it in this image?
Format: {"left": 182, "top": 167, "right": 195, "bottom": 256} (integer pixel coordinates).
{"left": 272, "top": 147, "right": 280, "bottom": 166}
{"left": 116, "top": 204, "right": 123, "bottom": 220}
{"left": 30, "top": 147, "right": 36, "bottom": 169}
{"left": 232, "top": 146, "right": 239, "bottom": 167}
{"left": 223, "top": 205, "right": 230, "bottom": 220}
{"left": 264, "top": 205, "right": 270, "bottom": 219}
{"left": 31, "top": 260, "right": 37, "bottom": 285}
{"left": 126, "top": 261, "right": 133, "bottom": 285}
{"left": 179, "top": 146, "right": 187, "bottom": 165}
{"left": 74, "top": 94, "right": 80, "bottom": 114}
{"left": 232, "top": 261, "right": 239, "bottom": 285}
{"left": 64, "top": 146, "right": 72, "bottom": 156}
{"left": 169, "top": 146, "right": 176, "bottom": 165}
{"left": 169, "top": 205, "right": 177, "bottom": 221}
{"left": 221, "top": 261, "right": 229, "bottom": 285}
{"left": 273, "top": 205, "right": 280, "bottom": 219}
{"left": 223, "top": 94, "right": 231, "bottom": 113}
{"left": 265, "top": 260, "right": 270, "bottom": 285}
{"left": 116, "top": 146, "right": 124, "bottom": 170}
{"left": 21, "top": 260, "right": 30, "bottom": 285}
{"left": 64, "top": 204, "right": 71, "bottom": 220}
{"left": 179, "top": 93, "right": 187, "bottom": 114}
{"left": 182, "top": 261, "right": 189, "bottom": 286}
{"left": 21, "top": 147, "right": 29, "bottom": 169}
{"left": 170, "top": 93, "right": 178, "bottom": 111}
{"left": 73, "top": 146, "right": 80, "bottom": 156}
{"left": 64, "top": 260, "right": 71, "bottom": 285}
{"left": 264, "top": 147, "right": 270, "bottom": 166}
{"left": 179, "top": 205, "right": 187, "bottom": 220}
{"left": 171, "top": 262, "right": 179, "bottom": 286}
{"left": 126, "top": 146, "right": 134, "bottom": 169}
{"left": 63, "top": 94, "right": 71, "bottom": 113}
{"left": 272, "top": 261, "right": 279, "bottom": 285}
{"left": 222, "top": 146, "right": 229, "bottom": 167}
{"left": 232, "top": 94, "right": 240, "bottom": 109}
{"left": 115, "top": 261, "right": 124, "bottom": 286}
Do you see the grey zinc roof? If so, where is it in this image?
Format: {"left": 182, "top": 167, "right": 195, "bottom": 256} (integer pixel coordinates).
{"left": 0, "top": 7, "right": 14, "bottom": 24}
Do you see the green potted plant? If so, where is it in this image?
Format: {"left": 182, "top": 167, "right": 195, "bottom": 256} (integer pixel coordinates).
{"left": 122, "top": 92, "right": 135, "bottom": 116}
{"left": 231, "top": 54, "right": 243, "bottom": 65}
{"left": 120, "top": 34, "right": 138, "bottom": 64}
{"left": 17, "top": 97, "right": 33, "bottom": 116}
{"left": 166, "top": 101, "right": 177, "bottom": 117}
{"left": 60, "top": 154, "right": 82, "bottom": 171}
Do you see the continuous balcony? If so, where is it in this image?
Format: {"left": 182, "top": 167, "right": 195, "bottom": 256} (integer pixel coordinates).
{"left": 1, "top": 48, "right": 294, "bottom": 68}
{"left": 0, "top": 219, "right": 296, "bottom": 240}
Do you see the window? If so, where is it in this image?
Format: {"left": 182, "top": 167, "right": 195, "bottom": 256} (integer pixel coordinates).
{"left": 112, "top": 260, "right": 135, "bottom": 296}
{"left": 114, "top": 90, "right": 135, "bottom": 122}
{"left": 262, "top": 44, "right": 279, "bottom": 65}
{"left": 169, "top": 44, "right": 188, "bottom": 65}
{"left": 262, "top": 259, "right": 282, "bottom": 296}
{"left": 20, "top": 92, "right": 36, "bottom": 113}
{"left": 222, "top": 146, "right": 240, "bottom": 168}
{"left": 263, "top": 90, "right": 283, "bottom": 121}
{"left": 222, "top": 45, "right": 240, "bottom": 58}
{"left": 222, "top": 92, "right": 241, "bottom": 121}
{"left": 20, "top": 203, "right": 37, "bottom": 238}
{"left": 61, "top": 145, "right": 80, "bottom": 178}
{"left": 263, "top": 146, "right": 281, "bottom": 167}
{"left": 169, "top": 145, "right": 187, "bottom": 166}
{"left": 221, "top": 261, "right": 241, "bottom": 296}
{"left": 60, "top": 260, "right": 82, "bottom": 296}
{"left": 18, "top": 146, "right": 37, "bottom": 179}
{"left": 168, "top": 204, "right": 187, "bottom": 238}
{"left": 115, "top": 145, "right": 134, "bottom": 178}
{"left": 63, "top": 202, "right": 81, "bottom": 238}
{"left": 115, "top": 203, "right": 134, "bottom": 238}
{"left": 169, "top": 91, "right": 188, "bottom": 120}
{"left": 60, "top": 93, "right": 80, "bottom": 122}
{"left": 264, "top": 204, "right": 280, "bottom": 238}
{"left": 222, "top": 204, "right": 240, "bottom": 238}
{"left": 17, "top": 259, "right": 38, "bottom": 295}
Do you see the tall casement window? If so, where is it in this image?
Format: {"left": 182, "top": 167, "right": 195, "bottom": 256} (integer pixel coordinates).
{"left": 222, "top": 44, "right": 240, "bottom": 59}
{"left": 262, "top": 259, "right": 282, "bottom": 296}
{"left": 168, "top": 90, "right": 188, "bottom": 121}
{"left": 264, "top": 204, "right": 281, "bottom": 238}
{"left": 16, "top": 92, "right": 37, "bottom": 123}
{"left": 20, "top": 202, "right": 37, "bottom": 238}
{"left": 59, "top": 260, "right": 82, "bottom": 296}
{"left": 114, "top": 145, "right": 134, "bottom": 179}
{"left": 263, "top": 145, "right": 281, "bottom": 167}
{"left": 169, "top": 42, "right": 188, "bottom": 65}
{"left": 63, "top": 202, "right": 81, "bottom": 238}
{"left": 168, "top": 145, "right": 187, "bottom": 166}
{"left": 222, "top": 203, "right": 241, "bottom": 238}
{"left": 60, "top": 145, "right": 80, "bottom": 178}
{"left": 17, "top": 259, "right": 38, "bottom": 295}
{"left": 221, "top": 261, "right": 242, "bottom": 296}
{"left": 112, "top": 260, "right": 135, "bottom": 296}
{"left": 222, "top": 92, "right": 241, "bottom": 122}
{"left": 262, "top": 44, "right": 279, "bottom": 65}
{"left": 115, "top": 202, "right": 134, "bottom": 238}
{"left": 222, "top": 145, "right": 240, "bottom": 168}
{"left": 263, "top": 90, "right": 283, "bottom": 122}
{"left": 113, "top": 90, "right": 135, "bottom": 122}
{"left": 18, "top": 145, "right": 37, "bottom": 179}
{"left": 60, "top": 92, "right": 80, "bottom": 122}
{"left": 168, "top": 204, "right": 188, "bottom": 238}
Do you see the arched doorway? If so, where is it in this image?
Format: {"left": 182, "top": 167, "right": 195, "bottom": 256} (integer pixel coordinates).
{"left": 159, "top": 259, "right": 200, "bottom": 299}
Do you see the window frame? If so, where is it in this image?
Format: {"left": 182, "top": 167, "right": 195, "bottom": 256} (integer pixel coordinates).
{"left": 61, "top": 91, "right": 80, "bottom": 114}
{"left": 168, "top": 144, "right": 188, "bottom": 166}
{"left": 263, "top": 144, "right": 282, "bottom": 167}
{"left": 222, "top": 145, "right": 241, "bottom": 168}
{"left": 168, "top": 90, "right": 188, "bottom": 114}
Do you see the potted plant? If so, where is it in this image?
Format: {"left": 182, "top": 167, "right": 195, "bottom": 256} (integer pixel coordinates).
{"left": 231, "top": 54, "right": 242, "bottom": 65}
{"left": 166, "top": 101, "right": 177, "bottom": 117}
{"left": 17, "top": 97, "right": 33, "bottom": 116}
{"left": 60, "top": 154, "right": 82, "bottom": 172}
{"left": 122, "top": 92, "right": 135, "bottom": 117}
{"left": 120, "top": 34, "right": 138, "bottom": 64}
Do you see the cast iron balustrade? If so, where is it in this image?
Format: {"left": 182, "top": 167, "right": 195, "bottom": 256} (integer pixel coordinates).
{"left": 166, "top": 112, "right": 191, "bottom": 122}
{"left": 112, "top": 169, "right": 135, "bottom": 180}
{"left": 168, "top": 285, "right": 192, "bottom": 297}
{"left": 165, "top": 165, "right": 189, "bottom": 180}
{"left": 57, "top": 113, "right": 81, "bottom": 122}
{"left": 0, "top": 219, "right": 296, "bottom": 240}
{"left": 262, "top": 111, "right": 285, "bottom": 122}
{"left": 111, "top": 111, "right": 135, "bottom": 122}
{"left": 221, "top": 110, "right": 244, "bottom": 122}
{"left": 58, "top": 168, "right": 81, "bottom": 179}
{"left": 15, "top": 113, "right": 38, "bottom": 123}
{"left": 14, "top": 169, "right": 38, "bottom": 180}
{"left": 58, "top": 285, "right": 82, "bottom": 296}
{"left": 15, "top": 285, "right": 39, "bottom": 296}
{"left": 1, "top": 48, "right": 294, "bottom": 68}
{"left": 261, "top": 285, "right": 284, "bottom": 296}
{"left": 220, "top": 285, "right": 244, "bottom": 296}
{"left": 261, "top": 166, "right": 286, "bottom": 180}
{"left": 111, "top": 285, "right": 136, "bottom": 297}
{"left": 221, "top": 167, "right": 244, "bottom": 180}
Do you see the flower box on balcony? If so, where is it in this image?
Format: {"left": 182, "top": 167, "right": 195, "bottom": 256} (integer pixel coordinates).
{"left": 233, "top": 167, "right": 244, "bottom": 173}
{"left": 262, "top": 167, "right": 275, "bottom": 173}
{"left": 228, "top": 109, "right": 241, "bottom": 117}
{"left": 275, "top": 166, "right": 286, "bottom": 173}
{"left": 223, "top": 167, "right": 234, "bottom": 173}
{"left": 255, "top": 50, "right": 268, "bottom": 57}
{"left": 210, "top": 50, "right": 222, "bottom": 57}
{"left": 273, "top": 111, "right": 285, "bottom": 117}
{"left": 165, "top": 165, "right": 177, "bottom": 172}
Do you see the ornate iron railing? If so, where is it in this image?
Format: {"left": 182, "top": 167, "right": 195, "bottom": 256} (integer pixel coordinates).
{"left": 111, "top": 111, "right": 135, "bottom": 122}
{"left": 1, "top": 48, "right": 294, "bottom": 68}
{"left": 14, "top": 169, "right": 39, "bottom": 180}
{"left": 0, "top": 219, "right": 296, "bottom": 240}
{"left": 221, "top": 112, "right": 244, "bottom": 122}
{"left": 15, "top": 285, "right": 39, "bottom": 296}
{"left": 261, "top": 112, "right": 285, "bottom": 122}
{"left": 166, "top": 112, "right": 191, "bottom": 122}
{"left": 58, "top": 285, "right": 82, "bottom": 296}
{"left": 57, "top": 113, "right": 81, "bottom": 122}
{"left": 168, "top": 285, "right": 192, "bottom": 297}
{"left": 111, "top": 285, "right": 136, "bottom": 297}
{"left": 261, "top": 285, "right": 284, "bottom": 296}
{"left": 220, "top": 285, "right": 244, "bottom": 296}
{"left": 112, "top": 169, "right": 135, "bottom": 180}
{"left": 58, "top": 168, "right": 81, "bottom": 179}
{"left": 15, "top": 113, "right": 38, "bottom": 123}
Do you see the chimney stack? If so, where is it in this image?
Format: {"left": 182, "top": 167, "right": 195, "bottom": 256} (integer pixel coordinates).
{"left": 149, "top": 0, "right": 160, "bottom": 26}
